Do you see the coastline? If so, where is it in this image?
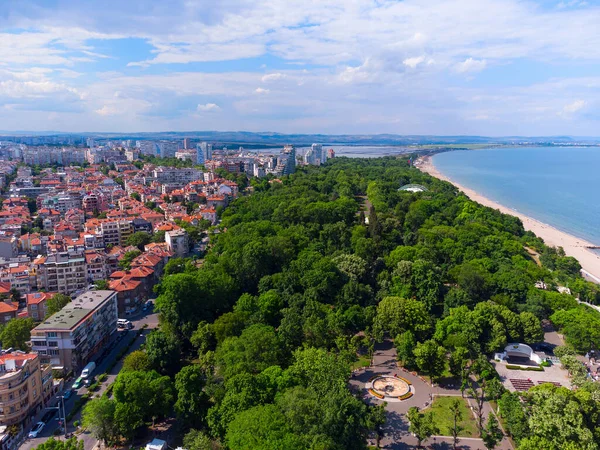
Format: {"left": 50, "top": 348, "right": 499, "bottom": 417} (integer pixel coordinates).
{"left": 417, "top": 155, "right": 600, "bottom": 283}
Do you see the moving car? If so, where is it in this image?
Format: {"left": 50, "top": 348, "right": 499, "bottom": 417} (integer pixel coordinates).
{"left": 28, "top": 422, "right": 45, "bottom": 438}
{"left": 117, "top": 319, "right": 133, "bottom": 329}
{"left": 72, "top": 377, "right": 83, "bottom": 389}
{"left": 63, "top": 389, "right": 73, "bottom": 400}
{"left": 84, "top": 376, "right": 95, "bottom": 388}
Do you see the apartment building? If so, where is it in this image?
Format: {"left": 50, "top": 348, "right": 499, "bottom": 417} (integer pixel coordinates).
{"left": 165, "top": 230, "right": 189, "bottom": 257}
{"left": 0, "top": 351, "right": 53, "bottom": 426}
{"left": 34, "top": 252, "right": 87, "bottom": 295}
{"left": 151, "top": 167, "right": 202, "bottom": 185}
{"left": 26, "top": 292, "right": 57, "bottom": 321}
{"left": 30, "top": 290, "right": 118, "bottom": 373}
{"left": 99, "top": 220, "right": 133, "bottom": 247}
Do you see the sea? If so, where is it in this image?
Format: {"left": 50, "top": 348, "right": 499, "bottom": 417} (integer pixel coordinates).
{"left": 432, "top": 146, "right": 600, "bottom": 247}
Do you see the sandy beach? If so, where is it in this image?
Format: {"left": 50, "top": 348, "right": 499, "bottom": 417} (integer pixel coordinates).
{"left": 417, "top": 156, "right": 600, "bottom": 283}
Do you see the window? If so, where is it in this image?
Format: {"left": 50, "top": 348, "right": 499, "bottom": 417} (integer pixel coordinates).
{"left": 48, "top": 349, "right": 59, "bottom": 356}
{"left": 47, "top": 332, "right": 57, "bottom": 338}
{"left": 33, "top": 390, "right": 37, "bottom": 398}
{"left": 48, "top": 341, "right": 58, "bottom": 347}
{"left": 31, "top": 378, "right": 35, "bottom": 386}
{"left": 4, "top": 316, "right": 10, "bottom": 322}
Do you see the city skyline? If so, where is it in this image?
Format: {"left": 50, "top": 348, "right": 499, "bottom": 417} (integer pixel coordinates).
{"left": 1, "top": 0, "right": 600, "bottom": 135}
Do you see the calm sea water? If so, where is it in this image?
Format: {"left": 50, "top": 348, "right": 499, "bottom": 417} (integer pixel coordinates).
{"left": 433, "top": 147, "right": 600, "bottom": 246}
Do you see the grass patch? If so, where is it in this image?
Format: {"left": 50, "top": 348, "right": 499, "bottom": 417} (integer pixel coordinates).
{"left": 428, "top": 396, "right": 478, "bottom": 438}
{"left": 351, "top": 354, "right": 371, "bottom": 371}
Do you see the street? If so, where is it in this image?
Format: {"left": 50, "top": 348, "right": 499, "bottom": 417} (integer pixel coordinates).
{"left": 19, "top": 309, "right": 159, "bottom": 450}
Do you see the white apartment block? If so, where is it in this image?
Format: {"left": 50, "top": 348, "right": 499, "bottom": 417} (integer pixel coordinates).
{"left": 30, "top": 290, "right": 118, "bottom": 372}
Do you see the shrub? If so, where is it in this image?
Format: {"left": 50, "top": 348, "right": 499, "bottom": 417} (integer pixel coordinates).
{"left": 73, "top": 420, "right": 80, "bottom": 428}
{"left": 98, "top": 373, "right": 108, "bottom": 382}
{"left": 540, "top": 360, "right": 551, "bottom": 367}
{"left": 398, "top": 391, "right": 413, "bottom": 400}
{"left": 506, "top": 364, "right": 544, "bottom": 372}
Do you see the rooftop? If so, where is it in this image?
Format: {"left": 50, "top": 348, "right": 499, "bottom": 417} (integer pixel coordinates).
{"left": 33, "top": 290, "right": 115, "bottom": 332}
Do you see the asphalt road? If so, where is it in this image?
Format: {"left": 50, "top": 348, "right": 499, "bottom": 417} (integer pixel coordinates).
{"left": 20, "top": 309, "right": 159, "bottom": 450}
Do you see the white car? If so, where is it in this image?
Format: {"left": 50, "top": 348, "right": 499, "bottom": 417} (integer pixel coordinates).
{"left": 28, "top": 421, "right": 45, "bottom": 438}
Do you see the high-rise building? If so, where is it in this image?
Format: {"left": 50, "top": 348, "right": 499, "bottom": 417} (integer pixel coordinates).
{"left": 183, "top": 138, "right": 192, "bottom": 149}
{"left": 197, "top": 142, "right": 213, "bottom": 164}
{"left": 311, "top": 143, "right": 325, "bottom": 163}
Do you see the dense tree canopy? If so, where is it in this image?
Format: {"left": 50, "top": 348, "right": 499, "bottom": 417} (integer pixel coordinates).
{"left": 140, "top": 157, "right": 600, "bottom": 448}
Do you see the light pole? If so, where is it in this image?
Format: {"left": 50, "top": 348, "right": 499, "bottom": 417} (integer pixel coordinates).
{"left": 55, "top": 395, "right": 67, "bottom": 439}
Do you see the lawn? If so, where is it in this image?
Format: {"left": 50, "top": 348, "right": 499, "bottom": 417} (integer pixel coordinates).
{"left": 427, "top": 396, "right": 478, "bottom": 438}
{"left": 351, "top": 354, "right": 371, "bottom": 370}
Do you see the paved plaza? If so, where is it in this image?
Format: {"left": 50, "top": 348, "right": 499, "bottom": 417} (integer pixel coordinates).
{"left": 349, "top": 341, "right": 514, "bottom": 449}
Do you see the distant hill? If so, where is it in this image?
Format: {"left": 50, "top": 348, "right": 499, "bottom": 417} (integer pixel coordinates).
{"left": 1, "top": 130, "right": 599, "bottom": 146}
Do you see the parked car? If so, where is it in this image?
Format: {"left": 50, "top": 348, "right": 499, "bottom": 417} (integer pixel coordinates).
{"left": 72, "top": 377, "right": 83, "bottom": 389}
{"left": 28, "top": 422, "right": 45, "bottom": 438}
{"left": 63, "top": 389, "right": 73, "bottom": 400}
{"left": 41, "top": 410, "right": 56, "bottom": 424}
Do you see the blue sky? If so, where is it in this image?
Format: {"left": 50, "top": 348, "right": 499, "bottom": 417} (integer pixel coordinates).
{"left": 0, "top": 0, "right": 599, "bottom": 135}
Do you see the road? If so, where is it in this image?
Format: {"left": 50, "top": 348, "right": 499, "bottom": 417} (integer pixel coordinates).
{"left": 20, "top": 309, "right": 159, "bottom": 450}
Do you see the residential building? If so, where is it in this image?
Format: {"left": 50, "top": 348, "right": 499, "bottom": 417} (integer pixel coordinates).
{"left": 0, "top": 237, "right": 17, "bottom": 260}
{"left": 26, "top": 292, "right": 57, "bottom": 321}
{"left": 99, "top": 220, "right": 133, "bottom": 247}
{"left": 0, "top": 299, "right": 18, "bottom": 325}
{"left": 108, "top": 278, "right": 144, "bottom": 315}
{"left": 0, "top": 265, "right": 33, "bottom": 295}
{"left": 30, "top": 290, "right": 118, "bottom": 373}
{"left": 165, "top": 229, "right": 189, "bottom": 257}
{"left": 0, "top": 351, "right": 53, "bottom": 426}
{"left": 34, "top": 252, "right": 87, "bottom": 295}
{"left": 151, "top": 167, "right": 203, "bottom": 185}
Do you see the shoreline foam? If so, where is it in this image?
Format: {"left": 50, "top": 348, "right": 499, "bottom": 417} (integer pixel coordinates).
{"left": 417, "top": 155, "right": 600, "bottom": 283}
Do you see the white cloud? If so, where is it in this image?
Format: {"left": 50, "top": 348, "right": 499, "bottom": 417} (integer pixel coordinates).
{"left": 562, "top": 99, "right": 586, "bottom": 113}
{"left": 197, "top": 103, "right": 221, "bottom": 112}
{"left": 455, "top": 58, "right": 487, "bottom": 74}
{"left": 403, "top": 56, "right": 425, "bottom": 69}
{"left": 261, "top": 73, "right": 285, "bottom": 82}
{"left": 254, "top": 87, "right": 270, "bottom": 94}
{"left": 95, "top": 105, "right": 119, "bottom": 116}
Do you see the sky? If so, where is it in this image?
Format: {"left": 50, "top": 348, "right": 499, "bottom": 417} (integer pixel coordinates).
{"left": 0, "top": 0, "right": 599, "bottom": 136}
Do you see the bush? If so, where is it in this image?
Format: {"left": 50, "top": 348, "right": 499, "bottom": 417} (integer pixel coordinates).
{"left": 98, "top": 373, "right": 108, "bottom": 382}
{"left": 398, "top": 391, "right": 413, "bottom": 400}
{"left": 506, "top": 364, "right": 544, "bottom": 371}
{"left": 73, "top": 420, "right": 80, "bottom": 428}
{"left": 540, "top": 360, "right": 551, "bottom": 367}
{"left": 88, "top": 382, "right": 100, "bottom": 391}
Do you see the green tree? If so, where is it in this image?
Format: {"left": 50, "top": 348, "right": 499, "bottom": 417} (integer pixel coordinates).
{"left": 183, "top": 429, "right": 222, "bottom": 450}
{"left": 81, "top": 397, "right": 119, "bottom": 447}
{"left": 45, "top": 294, "right": 71, "bottom": 317}
{"left": 113, "top": 370, "right": 175, "bottom": 424}
{"left": 94, "top": 279, "right": 110, "bottom": 290}
{"left": 215, "top": 324, "right": 284, "bottom": 380}
{"left": 225, "top": 404, "right": 303, "bottom": 450}
{"left": 114, "top": 402, "right": 144, "bottom": 441}
{"left": 130, "top": 192, "right": 141, "bottom": 201}
{"left": 482, "top": 414, "right": 503, "bottom": 450}
{"left": 373, "top": 296, "right": 431, "bottom": 340}
{"left": 125, "top": 231, "right": 152, "bottom": 250}
{"left": 407, "top": 407, "right": 438, "bottom": 448}
{"left": 449, "top": 398, "right": 464, "bottom": 450}
{"left": 33, "top": 438, "right": 84, "bottom": 450}
{"left": 118, "top": 250, "right": 142, "bottom": 270}
{"left": 0, "top": 318, "right": 34, "bottom": 351}
{"left": 121, "top": 350, "right": 151, "bottom": 372}
{"left": 395, "top": 330, "right": 416, "bottom": 368}
{"left": 520, "top": 312, "right": 544, "bottom": 344}
{"left": 175, "top": 365, "right": 209, "bottom": 426}
{"left": 413, "top": 339, "right": 446, "bottom": 384}
{"left": 145, "top": 330, "right": 181, "bottom": 376}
